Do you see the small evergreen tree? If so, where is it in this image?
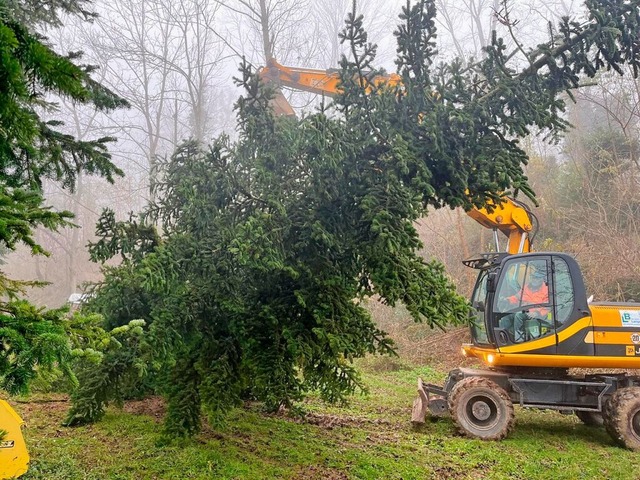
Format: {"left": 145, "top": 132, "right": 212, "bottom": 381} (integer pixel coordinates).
{"left": 74, "top": 0, "right": 640, "bottom": 437}
{"left": 0, "top": 301, "right": 74, "bottom": 394}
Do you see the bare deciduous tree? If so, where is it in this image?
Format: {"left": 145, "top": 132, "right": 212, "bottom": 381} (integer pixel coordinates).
{"left": 217, "top": 0, "right": 314, "bottom": 65}
{"left": 80, "top": 0, "right": 229, "bottom": 197}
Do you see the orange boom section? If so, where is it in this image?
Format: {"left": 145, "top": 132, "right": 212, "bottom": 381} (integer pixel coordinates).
{"left": 257, "top": 58, "right": 402, "bottom": 116}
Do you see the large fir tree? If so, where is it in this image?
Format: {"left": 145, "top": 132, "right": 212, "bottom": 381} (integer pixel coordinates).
{"left": 72, "top": 0, "right": 640, "bottom": 436}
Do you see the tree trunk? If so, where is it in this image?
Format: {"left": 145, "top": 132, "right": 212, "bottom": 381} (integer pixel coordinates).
{"left": 259, "top": 0, "right": 273, "bottom": 61}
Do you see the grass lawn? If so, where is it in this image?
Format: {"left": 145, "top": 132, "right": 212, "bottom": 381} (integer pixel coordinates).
{"left": 12, "top": 358, "right": 640, "bottom": 480}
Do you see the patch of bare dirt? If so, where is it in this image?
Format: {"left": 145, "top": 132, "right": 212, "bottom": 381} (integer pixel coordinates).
{"left": 279, "top": 411, "right": 408, "bottom": 444}
{"left": 287, "top": 411, "right": 394, "bottom": 430}
{"left": 122, "top": 396, "right": 166, "bottom": 422}
{"left": 258, "top": 407, "right": 409, "bottom": 450}
{"left": 432, "top": 465, "right": 467, "bottom": 479}
{"left": 13, "top": 397, "right": 70, "bottom": 426}
{"left": 15, "top": 397, "right": 69, "bottom": 412}
{"left": 11, "top": 395, "right": 166, "bottom": 428}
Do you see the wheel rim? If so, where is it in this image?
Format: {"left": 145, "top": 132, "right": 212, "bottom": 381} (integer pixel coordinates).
{"left": 631, "top": 410, "right": 640, "bottom": 442}
{"left": 465, "top": 394, "right": 499, "bottom": 430}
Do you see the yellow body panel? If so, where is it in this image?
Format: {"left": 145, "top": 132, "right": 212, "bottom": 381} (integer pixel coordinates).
{"left": 0, "top": 400, "right": 29, "bottom": 479}
{"left": 590, "top": 304, "right": 640, "bottom": 328}
{"left": 463, "top": 345, "right": 640, "bottom": 368}
{"left": 464, "top": 304, "right": 640, "bottom": 369}
{"left": 499, "top": 316, "right": 593, "bottom": 354}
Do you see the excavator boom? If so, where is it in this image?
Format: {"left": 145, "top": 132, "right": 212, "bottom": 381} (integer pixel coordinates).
{"left": 258, "top": 58, "right": 402, "bottom": 116}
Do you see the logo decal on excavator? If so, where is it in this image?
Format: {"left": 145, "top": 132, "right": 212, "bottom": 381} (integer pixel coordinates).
{"left": 632, "top": 333, "right": 640, "bottom": 344}
{"left": 0, "top": 440, "right": 14, "bottom": 448}
{"left": 621, "top": 311, "right": 640, "bottom": 326}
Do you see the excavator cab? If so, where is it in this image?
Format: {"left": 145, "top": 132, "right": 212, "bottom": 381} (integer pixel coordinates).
{"left": 464, "top": 252, "right": 592, "bottom": 365}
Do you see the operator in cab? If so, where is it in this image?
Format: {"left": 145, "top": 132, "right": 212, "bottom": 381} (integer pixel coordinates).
{"left": 499, "top": 263, "right": 550, "bottom": 342}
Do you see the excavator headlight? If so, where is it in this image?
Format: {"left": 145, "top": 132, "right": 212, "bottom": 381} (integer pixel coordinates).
{"left": 487, "top": 354, "right": 495, "bottom": 365}
{"left": 461, "top": 347, "right": 467, "bottom": 357}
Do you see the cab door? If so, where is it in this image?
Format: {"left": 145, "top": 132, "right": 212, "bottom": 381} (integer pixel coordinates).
{"left": 491, "top": 256, "right": 556, "bottom": 352}
{"left": 550, "top": 254, "right": 594, "bottom": 356}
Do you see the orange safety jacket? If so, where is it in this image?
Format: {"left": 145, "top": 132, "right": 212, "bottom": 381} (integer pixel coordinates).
{"left": 508, "top": 284, "right": 549, "bottom": 317}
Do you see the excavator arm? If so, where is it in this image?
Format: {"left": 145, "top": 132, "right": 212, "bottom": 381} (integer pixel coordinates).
{"left": 468, "top": 197, "right": 535, "bottom": 254}
{"left": 258, "top": 59, "right": 536, "bottom": 254}
{"left": 257, "top": 58, "right": 402, "bottom": 116}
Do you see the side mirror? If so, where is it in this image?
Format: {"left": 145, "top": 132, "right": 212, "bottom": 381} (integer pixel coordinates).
{"left": 487, "top": 272, "right": 497, "bottom": 293}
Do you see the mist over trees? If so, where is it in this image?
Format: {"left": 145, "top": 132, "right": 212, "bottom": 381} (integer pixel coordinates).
{"left": 5, "top": 0, "right": 634, "bottom": 307}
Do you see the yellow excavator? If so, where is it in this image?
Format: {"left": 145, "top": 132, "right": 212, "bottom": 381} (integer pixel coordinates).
{"left": 412, "top": 219, "right": 640, "bottom": 448}
{"left": 259, "top": 59, "right": 640, "bottom": 450}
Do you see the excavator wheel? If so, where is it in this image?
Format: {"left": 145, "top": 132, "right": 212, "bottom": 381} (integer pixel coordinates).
{"left": 448, "top": 376, "right": 515, "bottom": 440}
{"left": 575, "top": 410, "right": 604, "bottom": 427}
{"left": 603, "top": 387, "right": 640, "bottom": 450}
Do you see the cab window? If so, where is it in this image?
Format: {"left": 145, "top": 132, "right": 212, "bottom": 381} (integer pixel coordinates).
{"left": 470, "top": 270, "right": 489, "bottom": 344}
{"left": 553, "top": 258, "right": 574, "bottom": 325}
{"left": 494, "top": 258, "right": 553, "bottom": 343}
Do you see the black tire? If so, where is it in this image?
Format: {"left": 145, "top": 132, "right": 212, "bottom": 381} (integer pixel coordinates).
{"left": 448, "top": 376, "right": 515, "bottom": 440}
{"left": 603, "top": 387, "right": 640, "bottom": 450}
{"left": 575, "top": 410, "right": 604, "bottom": 427}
